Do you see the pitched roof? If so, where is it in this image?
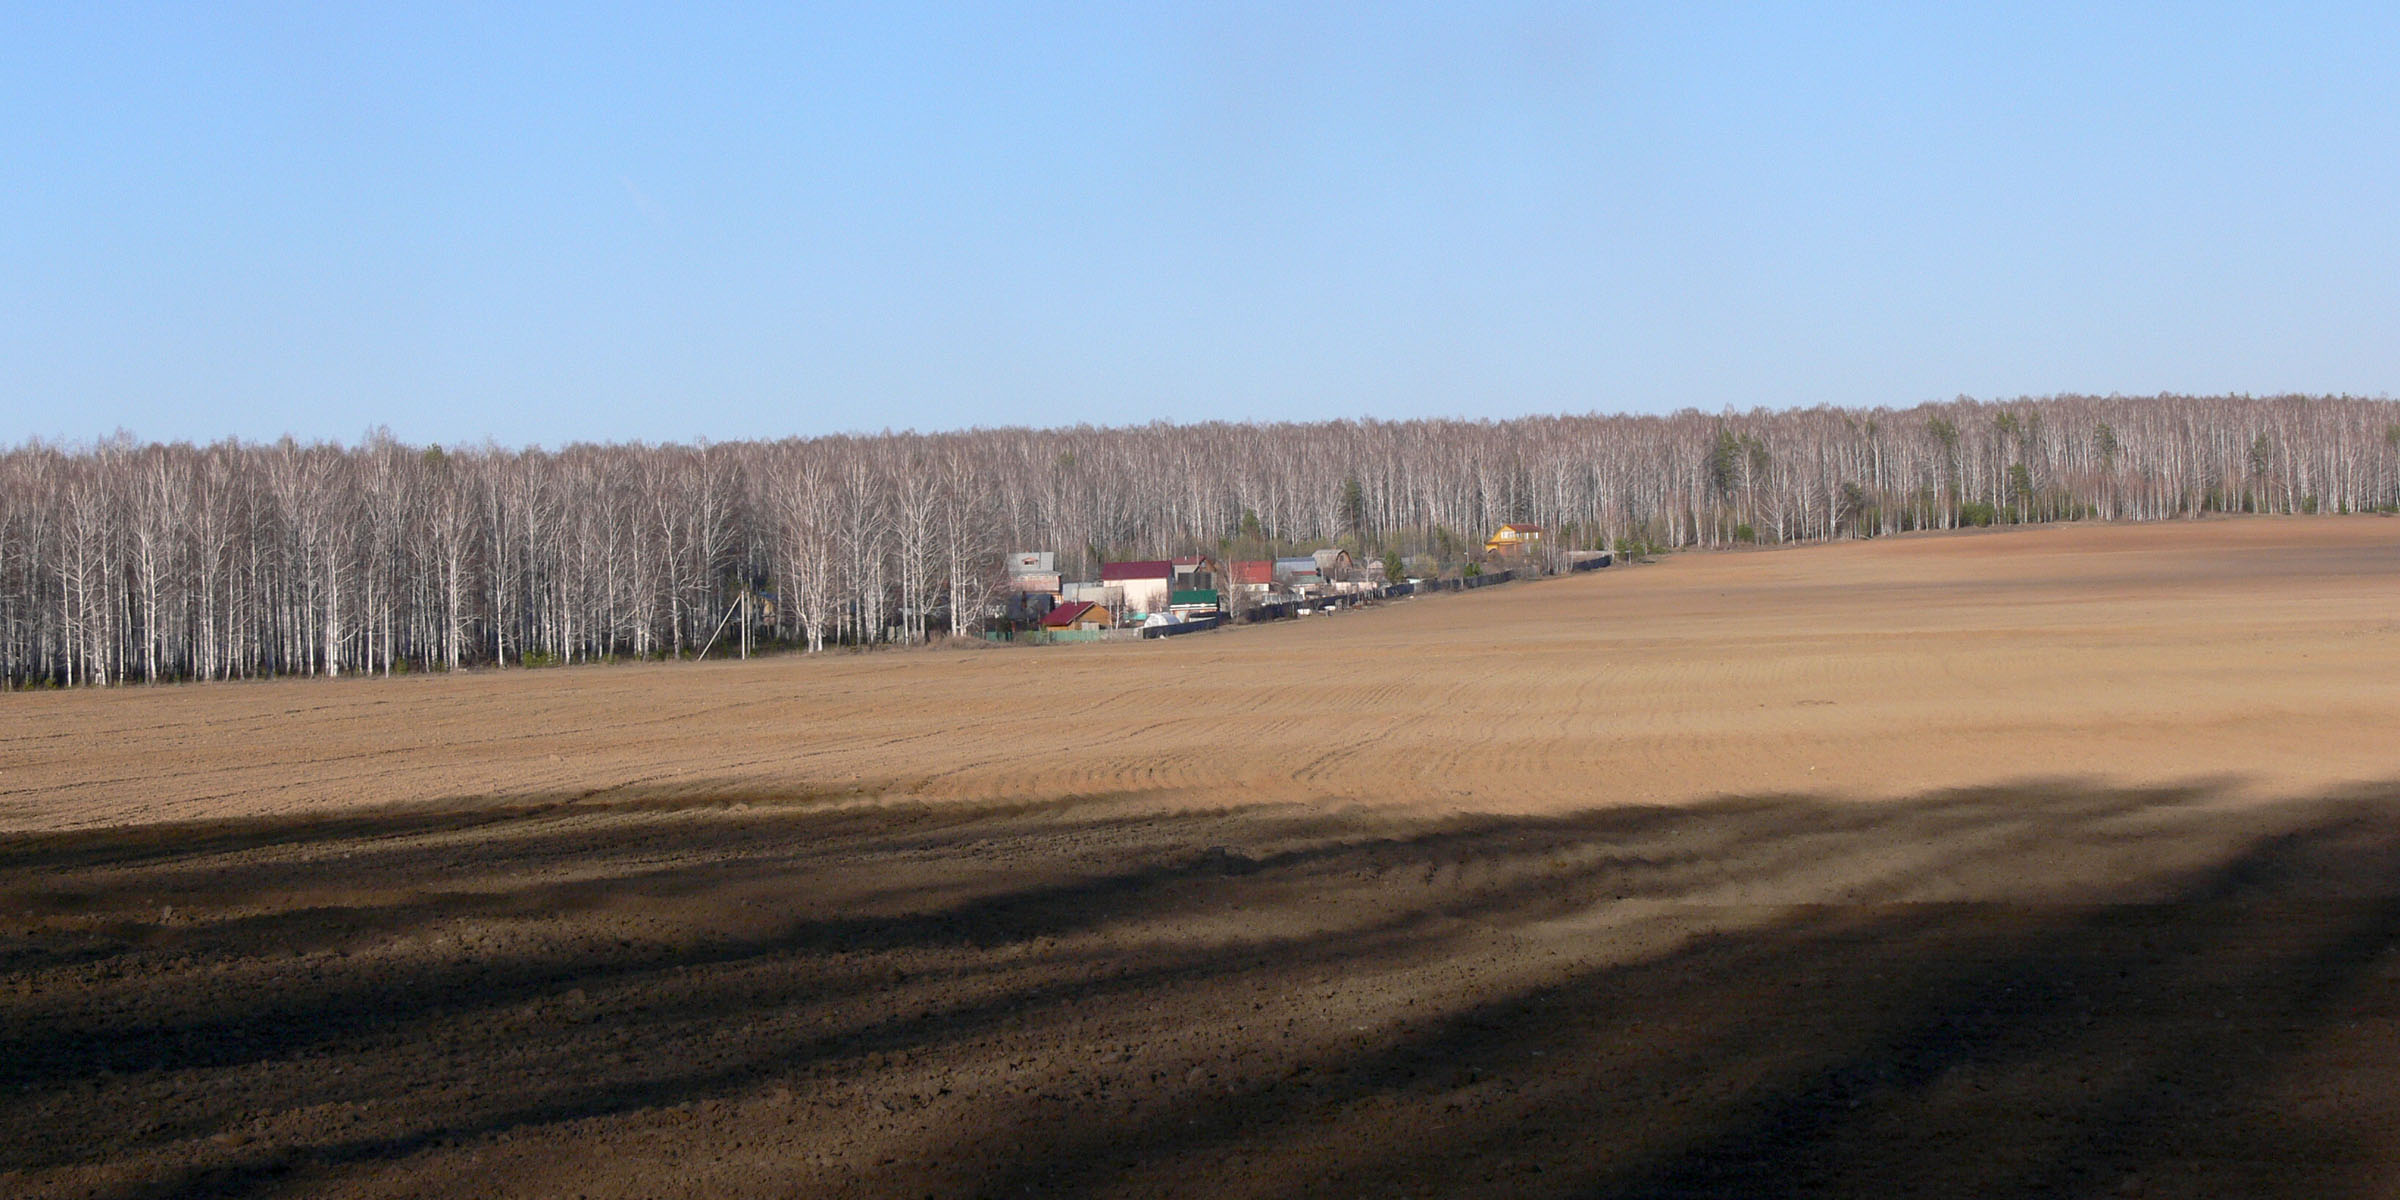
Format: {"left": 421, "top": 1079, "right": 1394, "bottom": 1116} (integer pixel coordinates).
{"left": 1043, "top": 600, "right": 1102, "bottom": 628}
{"left": 1232, "top": 560, "right": 1275, "bottom": 585}
{"left": 1101, "top": 560, "right": 1173, "bottom": 582}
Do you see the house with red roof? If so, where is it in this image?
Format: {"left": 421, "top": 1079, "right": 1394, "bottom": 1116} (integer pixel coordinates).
{"left": 1229, "top": 559, "right": 1279, "bottom": 599}
{"left": 1041, "top": 600, "right": 1114, "bottom": 632}
{"left": 1099, "top": 560, "right": 1173, "bottom": 617}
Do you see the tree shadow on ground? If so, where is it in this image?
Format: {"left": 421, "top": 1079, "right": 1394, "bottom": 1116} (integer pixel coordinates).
{"left": 5, "top": 779, "right": 2399, "bottom": 1198}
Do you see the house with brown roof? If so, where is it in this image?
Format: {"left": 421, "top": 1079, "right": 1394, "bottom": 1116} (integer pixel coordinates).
{"left": 1170, "top": 555, "right": 1220, "bottom": 590}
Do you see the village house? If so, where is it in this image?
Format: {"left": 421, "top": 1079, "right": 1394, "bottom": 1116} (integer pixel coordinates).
{"left": 995, "top": 550, "right": 1065, "bottom": 628}
{"left": 1272, "top": 556, "right": 1322, "bottom": 589}
{"left": 1170, "top": 555, "right": 1220, "bottom": 590}
{"left": 1004, "top": 551, "right": 1061, "bottom": 597}
{"left": 1230, "top": 560, "right": 1278, "bottom": 596}
{"left": 1042, "top": 600, "right": 1114, "bottom": 632}
{"left": 1166, "top": 555, "right": 1222, "bottom": 615}
{"left": 1484, "top": 524, "right": 1544, "bottom": 555}
{"left": 1101, "top": 560, "right": 1176, "bottom": 617}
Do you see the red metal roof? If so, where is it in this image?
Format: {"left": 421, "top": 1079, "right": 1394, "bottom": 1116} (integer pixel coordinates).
{"left": 1232, "top": 560, "right": 1275, "bottom": 585}
{"left": 1100, "top": 560, "right": 1173, "bottom": 582}
{"left": 1042, "top": 600, "right": 1100, "bottom": 628}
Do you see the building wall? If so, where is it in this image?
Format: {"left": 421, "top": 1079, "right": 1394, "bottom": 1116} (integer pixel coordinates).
{"left": 1061, "top": 583, "right": 1125, "bottom": 608}
{"left": 1116, "top": 578, "right": 1170, "bottom": 615}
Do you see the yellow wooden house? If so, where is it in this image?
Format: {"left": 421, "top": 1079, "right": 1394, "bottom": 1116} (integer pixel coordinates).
{"left": 1483, "top": 523, "right": 1544, "bottom": 554}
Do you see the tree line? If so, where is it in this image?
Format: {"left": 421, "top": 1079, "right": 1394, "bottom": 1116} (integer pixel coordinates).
{"left": 5, "top": 393, "right": 2397, "bottom": 686}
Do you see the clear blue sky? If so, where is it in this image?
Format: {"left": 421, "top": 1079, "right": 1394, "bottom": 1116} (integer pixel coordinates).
{"left": 6, "top": 3, "right": 2398, "bottom": 447}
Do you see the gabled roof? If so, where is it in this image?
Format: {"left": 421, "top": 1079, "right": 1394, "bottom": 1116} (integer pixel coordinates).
{"left": 1493, "top": 523, "right": 1544, "bottom": 534}
{"left": 1101, "top": 560, "right": 1174, "bottom": 582}
{"left": 1043, "top": 600, "right": 1104, "bottom": 628}
{"left": 1232, "top": 560, "right": 1275, "bottom": 585}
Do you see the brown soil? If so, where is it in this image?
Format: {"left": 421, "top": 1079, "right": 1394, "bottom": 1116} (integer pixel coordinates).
{"left": 5, "top": 516, "right": 2399, "bottom": 1197}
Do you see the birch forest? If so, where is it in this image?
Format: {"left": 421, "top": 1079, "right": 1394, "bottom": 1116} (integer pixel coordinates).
{"left": 5, "top": 393, "right": 2398, "bottom": 686}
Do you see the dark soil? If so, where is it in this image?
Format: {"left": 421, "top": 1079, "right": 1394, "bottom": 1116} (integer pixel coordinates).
{"left": 9, "top": 781, "right": 2400, "bottom": 1198}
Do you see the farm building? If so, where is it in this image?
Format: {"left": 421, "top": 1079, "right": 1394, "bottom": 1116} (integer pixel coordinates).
{"left": 1485, "top": 524, "right": 1544, "bottom": 554}
{"left": 1042, "top": 600, "right": 1114, "bottom": 631}
{"left": 1101, "top": 561, "right": 1175, "bottom": 617}
{"left": 1311, "top": 548, "right": 1354, "bottom": 578}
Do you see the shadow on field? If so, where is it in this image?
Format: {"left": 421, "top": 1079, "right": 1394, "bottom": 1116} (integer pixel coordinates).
{"left": 5, "top": 779, "right": 2400, "bottom": 1198}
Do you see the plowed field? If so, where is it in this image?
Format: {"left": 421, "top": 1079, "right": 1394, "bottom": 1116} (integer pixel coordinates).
{"left": 6, "top": 516, "right": 2400, "bottom": 1198}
